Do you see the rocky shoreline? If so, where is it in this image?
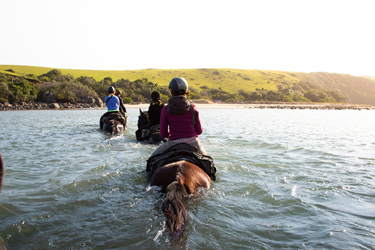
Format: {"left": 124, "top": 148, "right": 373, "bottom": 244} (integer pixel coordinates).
{"left": 248, "top": 103, "right": 375, "bottom": 110}
{"left": 0, "top": 101, "right": 104, "bottom": 111}
{"left": 1, "top": 101, "right": 374, "bottom": 111}
{"left": 193, "top": 102, "right": 375, "bottom": 110}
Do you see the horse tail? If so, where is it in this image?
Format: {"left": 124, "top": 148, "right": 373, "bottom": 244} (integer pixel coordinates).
{"left": 111, "top": 124, "right": 116, "bottom": 134}
{"left": 110, "top": 120, "right": 117, "bottom": 135}
{"left": 162, "top": 180, "right": 187, "bottom": 234}
{"left": 0, "top": 153, "right": 4, "bottom": 195}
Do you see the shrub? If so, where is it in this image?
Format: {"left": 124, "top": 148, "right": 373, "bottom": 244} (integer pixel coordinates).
{"left": 38, "top": 69, "right": 74, "bottom": 82}
{"left": 0, "top": 82, "right": 12, "bottom": 102}
{"left": 122, "top": 97, "right": 133, "bottom": 104}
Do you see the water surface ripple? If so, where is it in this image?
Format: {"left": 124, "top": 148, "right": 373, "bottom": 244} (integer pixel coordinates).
{"left": 0, "top": 108, "right": 374, "bottom": 249}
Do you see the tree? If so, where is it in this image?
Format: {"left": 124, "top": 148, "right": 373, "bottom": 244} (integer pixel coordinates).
{"left": 38, "top": 69, "right": 74, "bottom": 82}
{"left": 76, "top": 76, "right": 97, "bottom": 86}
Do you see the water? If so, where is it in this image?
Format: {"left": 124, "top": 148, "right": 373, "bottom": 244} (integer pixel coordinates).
{"left": 0, "top": 108, "right": 374, "bottom": 249}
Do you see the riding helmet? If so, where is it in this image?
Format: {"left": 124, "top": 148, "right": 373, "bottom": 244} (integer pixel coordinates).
{"left": 108, "top": 86, "right": 115, "bottom": 93}
{"left": 151, "top": 91, "right": 160, "bottom": 101}
{"left": 169, "top": 77, "right": 188, "bottom": 95}
{"left": 115, "top": 90, "right": 122, "bottom": 95}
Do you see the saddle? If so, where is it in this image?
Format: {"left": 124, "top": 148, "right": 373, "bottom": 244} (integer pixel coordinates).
{"left": 146, "top": 143, "right": 216, "bottom": 181}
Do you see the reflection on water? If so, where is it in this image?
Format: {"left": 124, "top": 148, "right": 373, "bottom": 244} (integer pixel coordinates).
{"left": 0, "top": 108, "right": 374, "bottom": 249}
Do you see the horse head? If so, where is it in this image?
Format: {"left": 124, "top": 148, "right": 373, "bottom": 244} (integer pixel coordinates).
{"left": 137, "top": 109, "right": 149, "bottom": 129}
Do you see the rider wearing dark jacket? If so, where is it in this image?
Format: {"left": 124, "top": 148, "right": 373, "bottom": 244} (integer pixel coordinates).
{"left": 115, "top": 90, "right": 127, "bottom": 117}
{"left": 148, "top": 91, "right": 164, "bottom": 126}
{"left": 135, "top": 91, "right": 164, "bottom": 141}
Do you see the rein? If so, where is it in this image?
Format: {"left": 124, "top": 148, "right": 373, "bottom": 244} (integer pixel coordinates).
{"left": 105, "top": 95, "right": 113, "bottom": 105}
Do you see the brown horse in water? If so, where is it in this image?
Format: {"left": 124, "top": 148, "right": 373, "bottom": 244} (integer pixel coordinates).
{"left": 150, "top": 160, "right": 211, "bottom": 238}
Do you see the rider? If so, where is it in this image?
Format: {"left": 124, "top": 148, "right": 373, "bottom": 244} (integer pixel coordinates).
{"left": 100, "top": 86, "right": 123, "bottom": 129}
{"left": 115, "top": 89, "right": 127, "bottom": 117}
{"left": 146, "top": 91, "right": 165, "bottom": 129}
{"left": 136, "top": 91, "right": 165, "bottom": 141}
{"left": 150, "top": 77, "right": 207, "bottom": 157}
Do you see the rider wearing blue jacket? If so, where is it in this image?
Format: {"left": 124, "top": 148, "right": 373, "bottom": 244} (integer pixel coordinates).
{"left": 105, "top": 91, "right": 120, "bottom": 112}
{"left": 100, "top": 86, "right": 126, "bottom": 129}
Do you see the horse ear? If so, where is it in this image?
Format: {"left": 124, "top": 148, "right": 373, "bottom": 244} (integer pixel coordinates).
{"left": 139, "top": 108, "right": 142, "bottom": 115}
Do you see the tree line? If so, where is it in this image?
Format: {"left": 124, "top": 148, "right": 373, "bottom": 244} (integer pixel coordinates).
{"left": 0, "top": 69, "right": 346, "bottom": 105}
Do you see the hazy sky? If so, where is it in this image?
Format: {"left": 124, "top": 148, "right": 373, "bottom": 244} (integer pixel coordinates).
{"left": 1, "top": 0, "right": 374, "bottom": 76}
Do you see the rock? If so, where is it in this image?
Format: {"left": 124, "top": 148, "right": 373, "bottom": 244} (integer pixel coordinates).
{"left": 87, "top": 97, "right": 95, "bottom": 104}
{"left": 94, "top": 97, "right": 104, "bottom": 108}
{"left": 49, "top": 103, "right": 60, "bottom": 109}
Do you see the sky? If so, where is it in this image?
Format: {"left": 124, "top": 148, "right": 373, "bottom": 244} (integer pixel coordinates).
{"left": 1, "top": 0, "right": 374, "bottom": 76}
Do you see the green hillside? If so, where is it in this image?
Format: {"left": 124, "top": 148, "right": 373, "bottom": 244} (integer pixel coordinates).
{"left": 0, "top": 65, "right": 299, "bottom": 93}
{"left": 1, "top": 65, "right": 375, "bottom": 105}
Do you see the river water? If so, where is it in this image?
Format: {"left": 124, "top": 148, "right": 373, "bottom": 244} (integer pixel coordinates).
{"left": 0, "top": 107, "right": 374, "bottom": 249}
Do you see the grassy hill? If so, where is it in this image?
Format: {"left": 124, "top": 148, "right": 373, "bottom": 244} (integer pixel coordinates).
{"left": 0, "top": 65, "right": 298, "bottom": 92}
{"left": 1, "top": 65, "right": 375, "bottom": 105}
{"left": 301, "top": 72, "right": 375, "bottom": 105}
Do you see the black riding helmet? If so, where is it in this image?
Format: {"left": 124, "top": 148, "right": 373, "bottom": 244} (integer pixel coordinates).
{"left": 169, "top": 77, "right": 188, "bottom": 96}
{"left": 151, "top": 91, "right": 160, "bottom": 102}
{"left": 108, "top": 86, "right": 115, "bottom": 93}
{"left": 115, "top": 90, "right": 122, "bottom": 95}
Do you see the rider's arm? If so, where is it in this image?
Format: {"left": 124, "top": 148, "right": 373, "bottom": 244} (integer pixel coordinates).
{"left": 193, "top": 105, "right": 202, "bottom": 135}
{"left": 159, "top": 106, "right": 169, "bottom": 138}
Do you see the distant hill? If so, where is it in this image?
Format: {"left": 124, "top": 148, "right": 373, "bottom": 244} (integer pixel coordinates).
{"left": 1, "top": 65, "right": 375, "bottom": 105}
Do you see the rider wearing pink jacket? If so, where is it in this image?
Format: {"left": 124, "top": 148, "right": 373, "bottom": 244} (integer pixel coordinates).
{"left": 150, "top": 77, "right": 207, "bottom": 157}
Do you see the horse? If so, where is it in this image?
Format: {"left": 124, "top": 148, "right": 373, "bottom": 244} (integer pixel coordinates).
{"left": 102, "top": 119, "right": 125, "bottom": 135}
{"left": 146, "top": 142, "right": 216, "bottom": 240}
{"left": 100, "top": 112, "right": 126, "bottom": 135}
{"left": 136, "top": 109, "right": 165, "bottom": 144}
{"left": 149, "top": 160, "right": 212, "bottom": 240}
